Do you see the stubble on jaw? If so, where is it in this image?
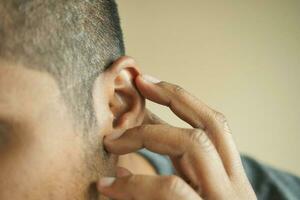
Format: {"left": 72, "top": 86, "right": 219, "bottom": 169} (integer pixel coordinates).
{"left": 82, "top": 135, "right": 117, "bottom": 200}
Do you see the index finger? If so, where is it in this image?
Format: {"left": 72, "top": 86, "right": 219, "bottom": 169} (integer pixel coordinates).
{"left": 135, "top": 75, "right": 243, "bottom": 176}
{"left": 136, "top": 76, "right": 212, "bottom": 129}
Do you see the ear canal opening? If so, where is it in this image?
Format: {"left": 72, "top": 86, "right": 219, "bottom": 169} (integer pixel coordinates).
{"left": 110, "top": 90, "right": 133, "bottom": 129}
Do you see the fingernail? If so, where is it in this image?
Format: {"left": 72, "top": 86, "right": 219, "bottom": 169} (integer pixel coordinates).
{"left": 142, "top": 74, "right": 161, "bottom": 84}
{"left": 98, "top": 177, "right": 116, "bottom": 188}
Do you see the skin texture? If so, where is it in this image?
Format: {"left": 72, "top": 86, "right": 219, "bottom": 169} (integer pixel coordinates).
{"left": 0, "top": 55, "right": 256, "bottom": 199}
{"left": 98, "top": 75, "right": 257, "bottom": 200}
{"left": 0, "top": 57, "right": 146, "bottom": 200}
{"left": 0, "top": 64, "right": 95, "bottom": 199}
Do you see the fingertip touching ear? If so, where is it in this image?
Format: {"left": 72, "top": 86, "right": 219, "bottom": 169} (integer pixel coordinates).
{"left": 93, "top": 56, "right": 145, "bottom": 140}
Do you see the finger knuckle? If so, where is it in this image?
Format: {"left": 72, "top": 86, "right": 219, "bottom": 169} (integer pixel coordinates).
{"left": 136, "top": 125, "right": 151, "bottom": 133}
{"left": 172, "top": 84, "right": 185, "bottom": 95}
{"left": 160, "top": 82, "right": 185, "bottom": 96}
{"left": 212, "top": 111, "right": 231, "bottom": 133}
{"left": 188, "top": 129, "right": 213, "bottom": 151}
{"left": 188, "top": 129, "right": 205, "bottom": 143}
{"left": 157, "top": 81, "right": 169, "bottom": 88}
{"left": 214, "top": 111, "right": 227, "bottom": 124}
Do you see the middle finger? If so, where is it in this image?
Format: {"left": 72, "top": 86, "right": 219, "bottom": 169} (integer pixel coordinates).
{"left": 104, "top": 124, "right": 230, "bottom": 190}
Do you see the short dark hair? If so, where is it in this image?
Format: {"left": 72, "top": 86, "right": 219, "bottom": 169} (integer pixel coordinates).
{"left": 0, "top": 0, "right": 125, "bottom": 132}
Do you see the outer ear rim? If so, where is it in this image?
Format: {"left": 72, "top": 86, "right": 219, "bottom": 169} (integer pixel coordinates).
{"left": 106, "top": 56, "right": 141, "bottom": 75}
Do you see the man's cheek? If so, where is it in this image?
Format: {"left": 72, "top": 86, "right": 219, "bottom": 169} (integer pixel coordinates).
{"left": 0, "top": 135, "right": 87, "bottom": 200}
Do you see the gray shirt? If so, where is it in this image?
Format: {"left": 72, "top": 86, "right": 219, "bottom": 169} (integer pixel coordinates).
{"left": 138, "top": 149, "right": 300, "bottom": 200}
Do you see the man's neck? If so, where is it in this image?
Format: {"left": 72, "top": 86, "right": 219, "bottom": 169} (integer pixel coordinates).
{"left": 118, "top": 153, "right": 157, "bottom": 175}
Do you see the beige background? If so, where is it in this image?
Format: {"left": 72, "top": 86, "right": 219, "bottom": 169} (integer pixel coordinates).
{"left": 118, "top": 0, "right": 300, "bottom": 175}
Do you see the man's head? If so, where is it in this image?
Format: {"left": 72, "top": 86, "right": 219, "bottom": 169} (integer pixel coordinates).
{"left": 0, "top": 1, "right": 145, "bottom": 199}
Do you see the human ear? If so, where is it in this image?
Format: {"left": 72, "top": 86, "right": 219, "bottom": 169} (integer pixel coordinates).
{"left": 93, "top": 56, "right": 145, "bottom": 140}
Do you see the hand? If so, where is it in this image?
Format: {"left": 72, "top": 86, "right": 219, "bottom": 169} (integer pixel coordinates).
{"left": 98, "top": 75, "right": 257, "bottom": 200}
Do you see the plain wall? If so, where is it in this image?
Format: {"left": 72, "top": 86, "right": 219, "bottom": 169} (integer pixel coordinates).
{"left": 118, "top": 0, "right": 300, "bottom": 175}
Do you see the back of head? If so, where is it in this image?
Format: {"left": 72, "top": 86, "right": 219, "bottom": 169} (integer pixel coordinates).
{"left": 0, "top": 0, "right": 125, "bottom": 131}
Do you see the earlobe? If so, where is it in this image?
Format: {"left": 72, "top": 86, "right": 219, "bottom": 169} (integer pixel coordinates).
{"left": 94, "top": 56, "right": 145, "bottom": 139}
